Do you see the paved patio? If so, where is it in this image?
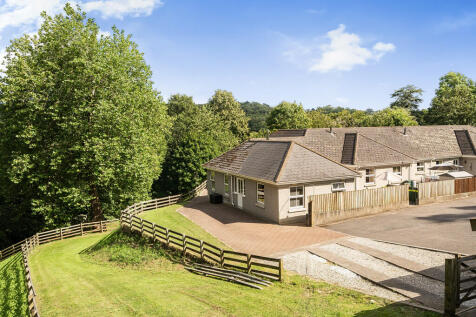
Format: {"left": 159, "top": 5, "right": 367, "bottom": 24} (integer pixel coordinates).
{"left": 178, "top": 196, "right": 346, "bottom": 256}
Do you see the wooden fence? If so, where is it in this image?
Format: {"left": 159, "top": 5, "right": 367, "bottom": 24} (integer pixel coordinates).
{"left": 120, "top": 192, "right": 283, "bottom": 282}
{"left": 418, "top": 179, "right": 455, "bottom": 201}
{"left": 308, "top": 184, "right": 409, "bottom": 225}
{"left": 445, "top": 254, "right": 476, "bottom": 316}
{"left": 21, "top": 241, "right": 40, "bottom": 317}
{"left": 455, "top": 176, "right": 476, "bottom": 194}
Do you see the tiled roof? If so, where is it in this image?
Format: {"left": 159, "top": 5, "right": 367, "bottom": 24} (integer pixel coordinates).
{"left": 204, "top": 140, "right": 359, "bottom": 184}
{"left": 266, "top": 125, "right": 476, "bottom": 167}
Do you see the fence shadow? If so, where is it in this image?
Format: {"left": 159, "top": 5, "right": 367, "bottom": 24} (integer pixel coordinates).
{"left": 415, "top": 211, "right": 476, "bottom": 223}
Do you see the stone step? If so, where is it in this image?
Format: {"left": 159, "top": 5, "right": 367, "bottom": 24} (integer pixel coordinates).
{"left": 308, "top": 246, "right": 444, "bottom": 311}
{"left": 337, "top": 239, "right": 445, "bottom": 282}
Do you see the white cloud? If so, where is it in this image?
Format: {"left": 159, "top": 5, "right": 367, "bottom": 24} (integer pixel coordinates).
{"left": 438, "top": 12, "right": 476, "bottom": 32}
{"left": 83, "top": 0, "right": 163, "bottom": 19}
{"left": 282, "top": 25, "right": 395, "bottom": 73}
{"left": 0, "top": 0, "right": 162, "bottom": 35}
{"left": 310, "top": 25, "right": 395, "bottom": 72}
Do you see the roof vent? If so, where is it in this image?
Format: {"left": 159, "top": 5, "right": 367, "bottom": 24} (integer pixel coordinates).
{"left": 454, "top": 130, "right": 476, "bottom": 155}
{"left": 341, "top": 133, "right": 357, "bottom": 165}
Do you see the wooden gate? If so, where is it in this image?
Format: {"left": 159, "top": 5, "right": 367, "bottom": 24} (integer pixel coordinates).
{"left": 445, "top": 254, "right": 476, "bottom": 316}
{"left": 455, "top": 176, "right": 476, "bottom": 194}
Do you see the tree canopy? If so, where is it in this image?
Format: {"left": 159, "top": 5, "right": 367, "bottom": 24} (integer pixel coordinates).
{"left": 390, "top": 85, "right": 423, "bottom": 111}
{"left": 167, "top": 94, "right": 196, "bottom": 117}
{"left": 426, "top": 72, "right": 476, "bottom": 125}
{"left": 240, "top": 101, "right": 271, "bottom": 132}
{"left": 266, "top": 101, "right": 310, "bottom": 130}
{"left": 0, "top": 5, "right": 170, "bottom": 229}
{"left": 207, "top": 90, "right": 249, "bottom": 141}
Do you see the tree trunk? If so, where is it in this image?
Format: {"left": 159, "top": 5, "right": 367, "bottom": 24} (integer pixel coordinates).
{"left": 90, "top": 184, "right": 103, "bottom": 221}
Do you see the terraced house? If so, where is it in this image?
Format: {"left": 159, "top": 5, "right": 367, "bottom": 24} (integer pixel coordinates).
{"left": 204, "top": 125, "right": 476, "bottom": 224}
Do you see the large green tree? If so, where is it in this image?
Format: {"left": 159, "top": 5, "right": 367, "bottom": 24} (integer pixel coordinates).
{"left": 369, "top": 108, "right": 418, "bottom": 126}
{"left": 167, "top": 94, "right": 195, "bottom": 117}
{"left": 390, "top": 85, "right": 423, "bottom": 111}
{"left": 154, "top": 105, "right": 236, "bottom": 196}
{"left": 266, "top": 101, "right": 310, "bottom": 130}
{"left": 426, "top": 72, "right": 476, "bottom": 125}
{"left": 207, "top": 90, "right": 249, "bottom": 140}
{"left": 0, "top": 5, "right": 170, "bottom": 228}
{"left": 307, "top": 110, "right": 335, "bottom": 128}
{"left": 240, "top": 101, "right": 271, "bottom": 132}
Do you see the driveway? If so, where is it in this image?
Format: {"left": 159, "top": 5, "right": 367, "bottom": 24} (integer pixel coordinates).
{"left": 327, "top": 196, "right": 476, "bottom": 254}
{"left": 178, "top": 196, "right": 345, "bottom": 256}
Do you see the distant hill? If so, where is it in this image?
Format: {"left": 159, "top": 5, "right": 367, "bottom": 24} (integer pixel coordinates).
{"left": 240, "top": 101, "right": 272, "bottom": 132}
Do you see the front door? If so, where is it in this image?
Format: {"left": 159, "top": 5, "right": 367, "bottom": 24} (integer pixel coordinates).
{"left": 236, "top": 177, "right": 245, "bottom": 209}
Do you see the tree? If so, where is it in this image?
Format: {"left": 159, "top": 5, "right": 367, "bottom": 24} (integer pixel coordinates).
{"left": 390, "top": 85, "right": 423, "bottom": 111}
{"left": 240, "top": 101, "right": 271, "bottom": 132}
{"left": 153, "top": 106, "right": 236, "bottom": 196}
{"left": 426, "top": 72, "right": 476, "bottom": 125}
{"left": 369, "top": 108, "right": 418, "bottom": 127}
{"left": 167, "top": 94, "right": 195, "bottom": 117}
{"left": 266, "top": 101, "right": 310, "bottom": 130}
{"left": 307, "top": 110, "right": 335, "bottom": 128}
{"left": 330, "top": 110, "right": 372, "bottom": 127}
{"left": 207, "top": 90, "right": 249, "bottom": 140}
{"left": 0, "top": 5, "right": 170, "bottom": 229}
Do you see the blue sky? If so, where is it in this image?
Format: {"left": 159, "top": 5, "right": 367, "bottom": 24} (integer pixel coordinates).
{"left": 1, "top": 1, "right": 476, "bottom": 110}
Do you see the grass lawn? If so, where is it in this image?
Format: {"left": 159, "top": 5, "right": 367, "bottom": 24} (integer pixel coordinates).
{"left": 0, "top": 253, "right": 29, "bottom": 317}
{"left": 140, "top": 203, "right": 228, "bottom": 249}
{"left": 27, "top": 204, "right": 439, "bottom": 317}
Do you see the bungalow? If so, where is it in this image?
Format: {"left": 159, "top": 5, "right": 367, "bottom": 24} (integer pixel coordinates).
{"left": 204, "top": 125, "right": 476, "bottom": 224}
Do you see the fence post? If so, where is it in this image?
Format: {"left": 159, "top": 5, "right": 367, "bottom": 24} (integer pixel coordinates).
{"left": 140, "top": 219, "right": 144, "bottom": 235}
{"left": 444, "top": 256, "right": 459, "bottom": 316}
{"left": 60, "top": 227, "right": 63, "bottom": 240}
{"left": 182, "top": 234, "right": 187, "bottom": 255}
{"left": 200, "top": 240, "right": 204, "bottom": 260}
{"left": 168, "top": 196, "right": 171, "bottom": 206}
{"left": 247, "top": 254, "right": 252, "bottom": 274}
{"left": 166, "top": 228, "right": 170, "bottom": 247}
{"left": 278, "top": 259, "right": 283, "bottom": 281}
{"left": 152, "top": 224, "right": 156, "bottom": 241}
{"left": 100, "top": 221, "right": 104, "bottom": 232}
{"left": 220, "top": 250, "right": 224, "bottom": 268}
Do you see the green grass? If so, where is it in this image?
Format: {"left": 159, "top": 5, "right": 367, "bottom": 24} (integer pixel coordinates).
{"left": 25, "top": 204, "right": 439, "bottom": 316}
{"left": 0, "top": 253, "right": 29, "bottom": 317}
{"left": 140, "top": 203, "right": 228, "bottom": 249}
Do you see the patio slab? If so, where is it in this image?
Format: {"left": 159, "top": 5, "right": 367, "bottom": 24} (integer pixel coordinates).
{"left": 178, "top": 196, "right": 346, "bottom": 256}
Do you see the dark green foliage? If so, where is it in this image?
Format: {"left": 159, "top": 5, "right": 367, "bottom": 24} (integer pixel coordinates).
{"left": 240, "top": 101, "right": 272, "bottom": 132}
{"left": 0, "top": 254, "right": 29, "bottom": 317}
{"left": 426, "top": 72, "right": 476, "bottom": 125}
{"left": 0, "top": 5, "right": 170, "bottom": 233}
{"left": 167, "top": 94, "right": 196, "bottom": 116}
{"left": 153, "top": 105, "right": 236, "bottom": 196}
{"left": 208, "top": 90, "right": 249, "bottom": 141}
{"left": 266, "top": 101, "right": 310, "bottom": 130}
{"left": 390, "top": 85, "right": 423, "bottom": 111}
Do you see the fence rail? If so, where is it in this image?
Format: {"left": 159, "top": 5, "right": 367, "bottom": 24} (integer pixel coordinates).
{"left": 120, "top": 184, "right": 283, "bottom": 282}
{"left": 309, "top": 184, "right": 409, "bottom": 225}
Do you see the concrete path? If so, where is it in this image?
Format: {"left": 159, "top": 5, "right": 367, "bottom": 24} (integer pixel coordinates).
{"left": 178, "top": 196, "right": 345, "bottom": 256}
{"left": 327, "top": 196, "right": 476, "bottom": 254}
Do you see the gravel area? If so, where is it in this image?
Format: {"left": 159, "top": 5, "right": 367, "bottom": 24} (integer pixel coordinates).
{"left": 349, "top": 236, "right": 453, "bottom": 269}
{"left": 282, "top": 250, "right": 406, "bottom": 302}
{"left": 319, "top": 243, "right": 445, "bottom": 298}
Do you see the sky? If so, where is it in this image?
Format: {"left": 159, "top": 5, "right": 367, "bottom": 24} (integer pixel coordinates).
{"left": 0, "top": 0, "right": 476, "bottom": 110}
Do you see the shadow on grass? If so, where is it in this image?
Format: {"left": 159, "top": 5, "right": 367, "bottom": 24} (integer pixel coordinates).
{"left": 0, "top": 253, "right": 29, "bottom": 317}
{"left": 353, "top": 302, "right": 440, "bottom": 316}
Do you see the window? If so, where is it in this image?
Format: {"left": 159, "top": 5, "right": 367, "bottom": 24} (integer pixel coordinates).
{"left": 453, "top": 159, "right": 459, "bottom": 166}
{"left": 234, "top": 177, "right": 245, "bottom": 195}
{"left": 210, "top": 171, "right": 216, "bottom": 192}
{"left": 331, "top": 182, "right": 345, "bottom": 192}
{"left": 290, "top": 186, "right": 304, "bottom": 211}
{"left": 224, "top": 174, "right": 230, "bottom": 196}
{"left": 365, "top": 169, "right": 375, "bottom": 184}
{"left": 417, "top": 162, "right": 424, "bottom": 173}
{"left": 257, "top": 183, "right": 265, "bottom": 206}
{"left": 392, "top": 166, "right": 401, "bottom": 175}
{"left": 435, "top": 160, "right": 442, "bottom": 165}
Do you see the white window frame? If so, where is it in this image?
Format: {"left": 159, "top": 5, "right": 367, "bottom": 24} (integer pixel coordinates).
{"left": 224, "top": 174, "right": 230, "bottom": 197}
{"left": 256, "top": 183, "right": 265, "bottom": 207}
{"left": 331, "top": 182, "right": 345, "bottom": 192}
{"left": 416, "top": 162, "right": 424, "bottom": 173}
{"left": 210, "top": 171, "right": 216, "bottom": 192}
{"left": 392, "top": 166, "right": 402, "bottom": 176}
{"left": 234, "top": 177, "right": 245, "bottom": 196}
{"left": 365, "top": 169, "right": 375, "bottom": 185}
{"left": 289, "top": 186, "right": 304, "bottom": 212}
{"left": 453, "top": 159, "right": 459, "bottom": 166}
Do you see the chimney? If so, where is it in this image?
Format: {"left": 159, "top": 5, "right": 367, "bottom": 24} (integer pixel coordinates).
{"left": 403, "top": 127, "right": 407, "bottom": 135}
